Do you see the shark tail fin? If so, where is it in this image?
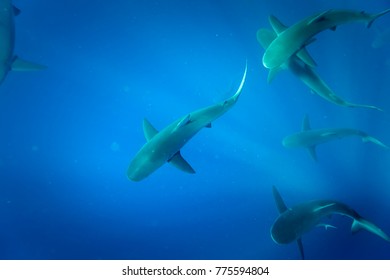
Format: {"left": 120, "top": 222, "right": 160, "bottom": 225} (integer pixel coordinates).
{"left": 367, "top": 9, "right": 390, "bottom": 28}
{"left": 230, "top": 61, "right": 248, "bottom": 103}
{"left": 351, "top": 218, "right": 390, "bottom": 242}
{"left": 345, "top": 101, "right": 383, "bottom": 112}
{"left": 362, "top": 135, "right": 389, "bottom": 149}
{"left": 11, "top": 57, "right": 46, "bottom": 71}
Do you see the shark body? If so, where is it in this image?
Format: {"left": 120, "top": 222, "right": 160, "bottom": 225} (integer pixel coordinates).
{"left": 262, "top": 8, "right": 390, "bottom": 69}
{"left": 127, "top": 63, "right": 247, "bottom": 182}
{"left": 283, "top": 115, "right": 388, "bottom": 160}
{"left": 271, "top": 186, "right": 390, "bottom": 259}
{"left": 256, "top": 17, "right": 382, "bottom": 111}
{"left": 0, "top": 0, "right": 45, "bottom": 85}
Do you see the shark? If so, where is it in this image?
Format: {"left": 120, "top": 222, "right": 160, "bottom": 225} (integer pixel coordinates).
{"left": 127, "top": 63, "right": 247, "bottom": 182}
{"left": 256, "top": 17, "right": 382, "bottom": 111}
{"left": 0, "top": 0, "right": 45, "bottom": 85}
{"left": 282, "top": 115, "right": 388, "bottom": 161}
{"left": 271, "top": 185, "right": 390, "bottom": 259}
{"left": 262, "top": 8, "right": 390, "bottom": 69}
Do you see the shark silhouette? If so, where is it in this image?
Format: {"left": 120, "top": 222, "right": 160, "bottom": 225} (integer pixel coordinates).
{"left": 256, "top": 16, "right": 382, "bottom": 111}
{"left": 262, "top": 8, "right": 390, "bottom": 69}
{"left": 271, "top": 186, "right": 390, "bottom": 259}
{"left": 127, "top": 63, "right": 247, "bottom": 181}
{"left": 283, "top": 115, "right": 388, "bottom": 160}
{"left": 0, "top": 0, "right": 45, "bottom": 85}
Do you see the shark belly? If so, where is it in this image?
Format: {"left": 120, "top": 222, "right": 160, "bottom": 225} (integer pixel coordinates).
{"left": 127, "top": 123, "right": 203, "bottom": 181}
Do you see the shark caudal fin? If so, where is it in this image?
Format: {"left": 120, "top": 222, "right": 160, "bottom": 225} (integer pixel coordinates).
{"left": 351, "top": 218, "right": 390, "bottom": 242}
{"left": 346, "top": 102, "right": 383, "bottom": 112}
{"left": 362, "top": 135, "right": 389, "bottom": 149}
{"left": 230, "top": 61, "right": 248, "bottom": 103}
{"left": 367, "top": 9, "right": 390, "bottom": 28}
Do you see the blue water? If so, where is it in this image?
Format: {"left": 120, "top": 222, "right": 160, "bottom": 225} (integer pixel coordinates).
{"left": 0, "top": 0, "right": 390, "bottom": 260}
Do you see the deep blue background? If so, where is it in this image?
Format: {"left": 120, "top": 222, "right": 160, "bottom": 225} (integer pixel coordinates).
{"left": 0, "top": 0, "right": 390, "bottom": 259}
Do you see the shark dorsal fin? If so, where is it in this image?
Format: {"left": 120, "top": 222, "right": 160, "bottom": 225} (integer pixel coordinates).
{"left": 272, "top": 186, "right": 288, "bottom": 213}
{"left": 168, "top": 151, "right": 196, "bottom": 174}
{"left": 268, "top": 15, "right": 287, "bottom": 34}
{"left": 143, "top": 118, "right": 159, "bottom": 141}
{"left": 297, "top": 238, "right": 305, "bottom": 260}
{"left": 302, "top": 114, "right": 311, "bottom": 131}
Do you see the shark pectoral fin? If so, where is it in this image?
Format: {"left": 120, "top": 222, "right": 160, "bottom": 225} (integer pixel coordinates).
{"left": 268, "top": 15, "right": 288, "bottom": 34}
{"left": 297, "top": 238, "right": 305, "bottom": 260}
{"left": 13, "top": 5, "right": 21, "bottom": 16}
{"left": 11, "top": 57, "right": 46, "bottom": 71}
{"left": 272, "top": 186, "right": 288, "bottom": 213}
{"left": 267, "top": 67, "right": 283, "bottom": 84}
{"left": 143, "top": 118, "right": 159, "bottom": 141}
{"left": 168, "top": 151, "right": 196, "bottom": 174}
{"left": 256, "top": 28, "right": 276, "bottom": 49}
{"left": 307, "top": 146, "right": 318, "bottom": 161}
{"left": 296, "top": 48, "right": 317, "bottom": 68}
